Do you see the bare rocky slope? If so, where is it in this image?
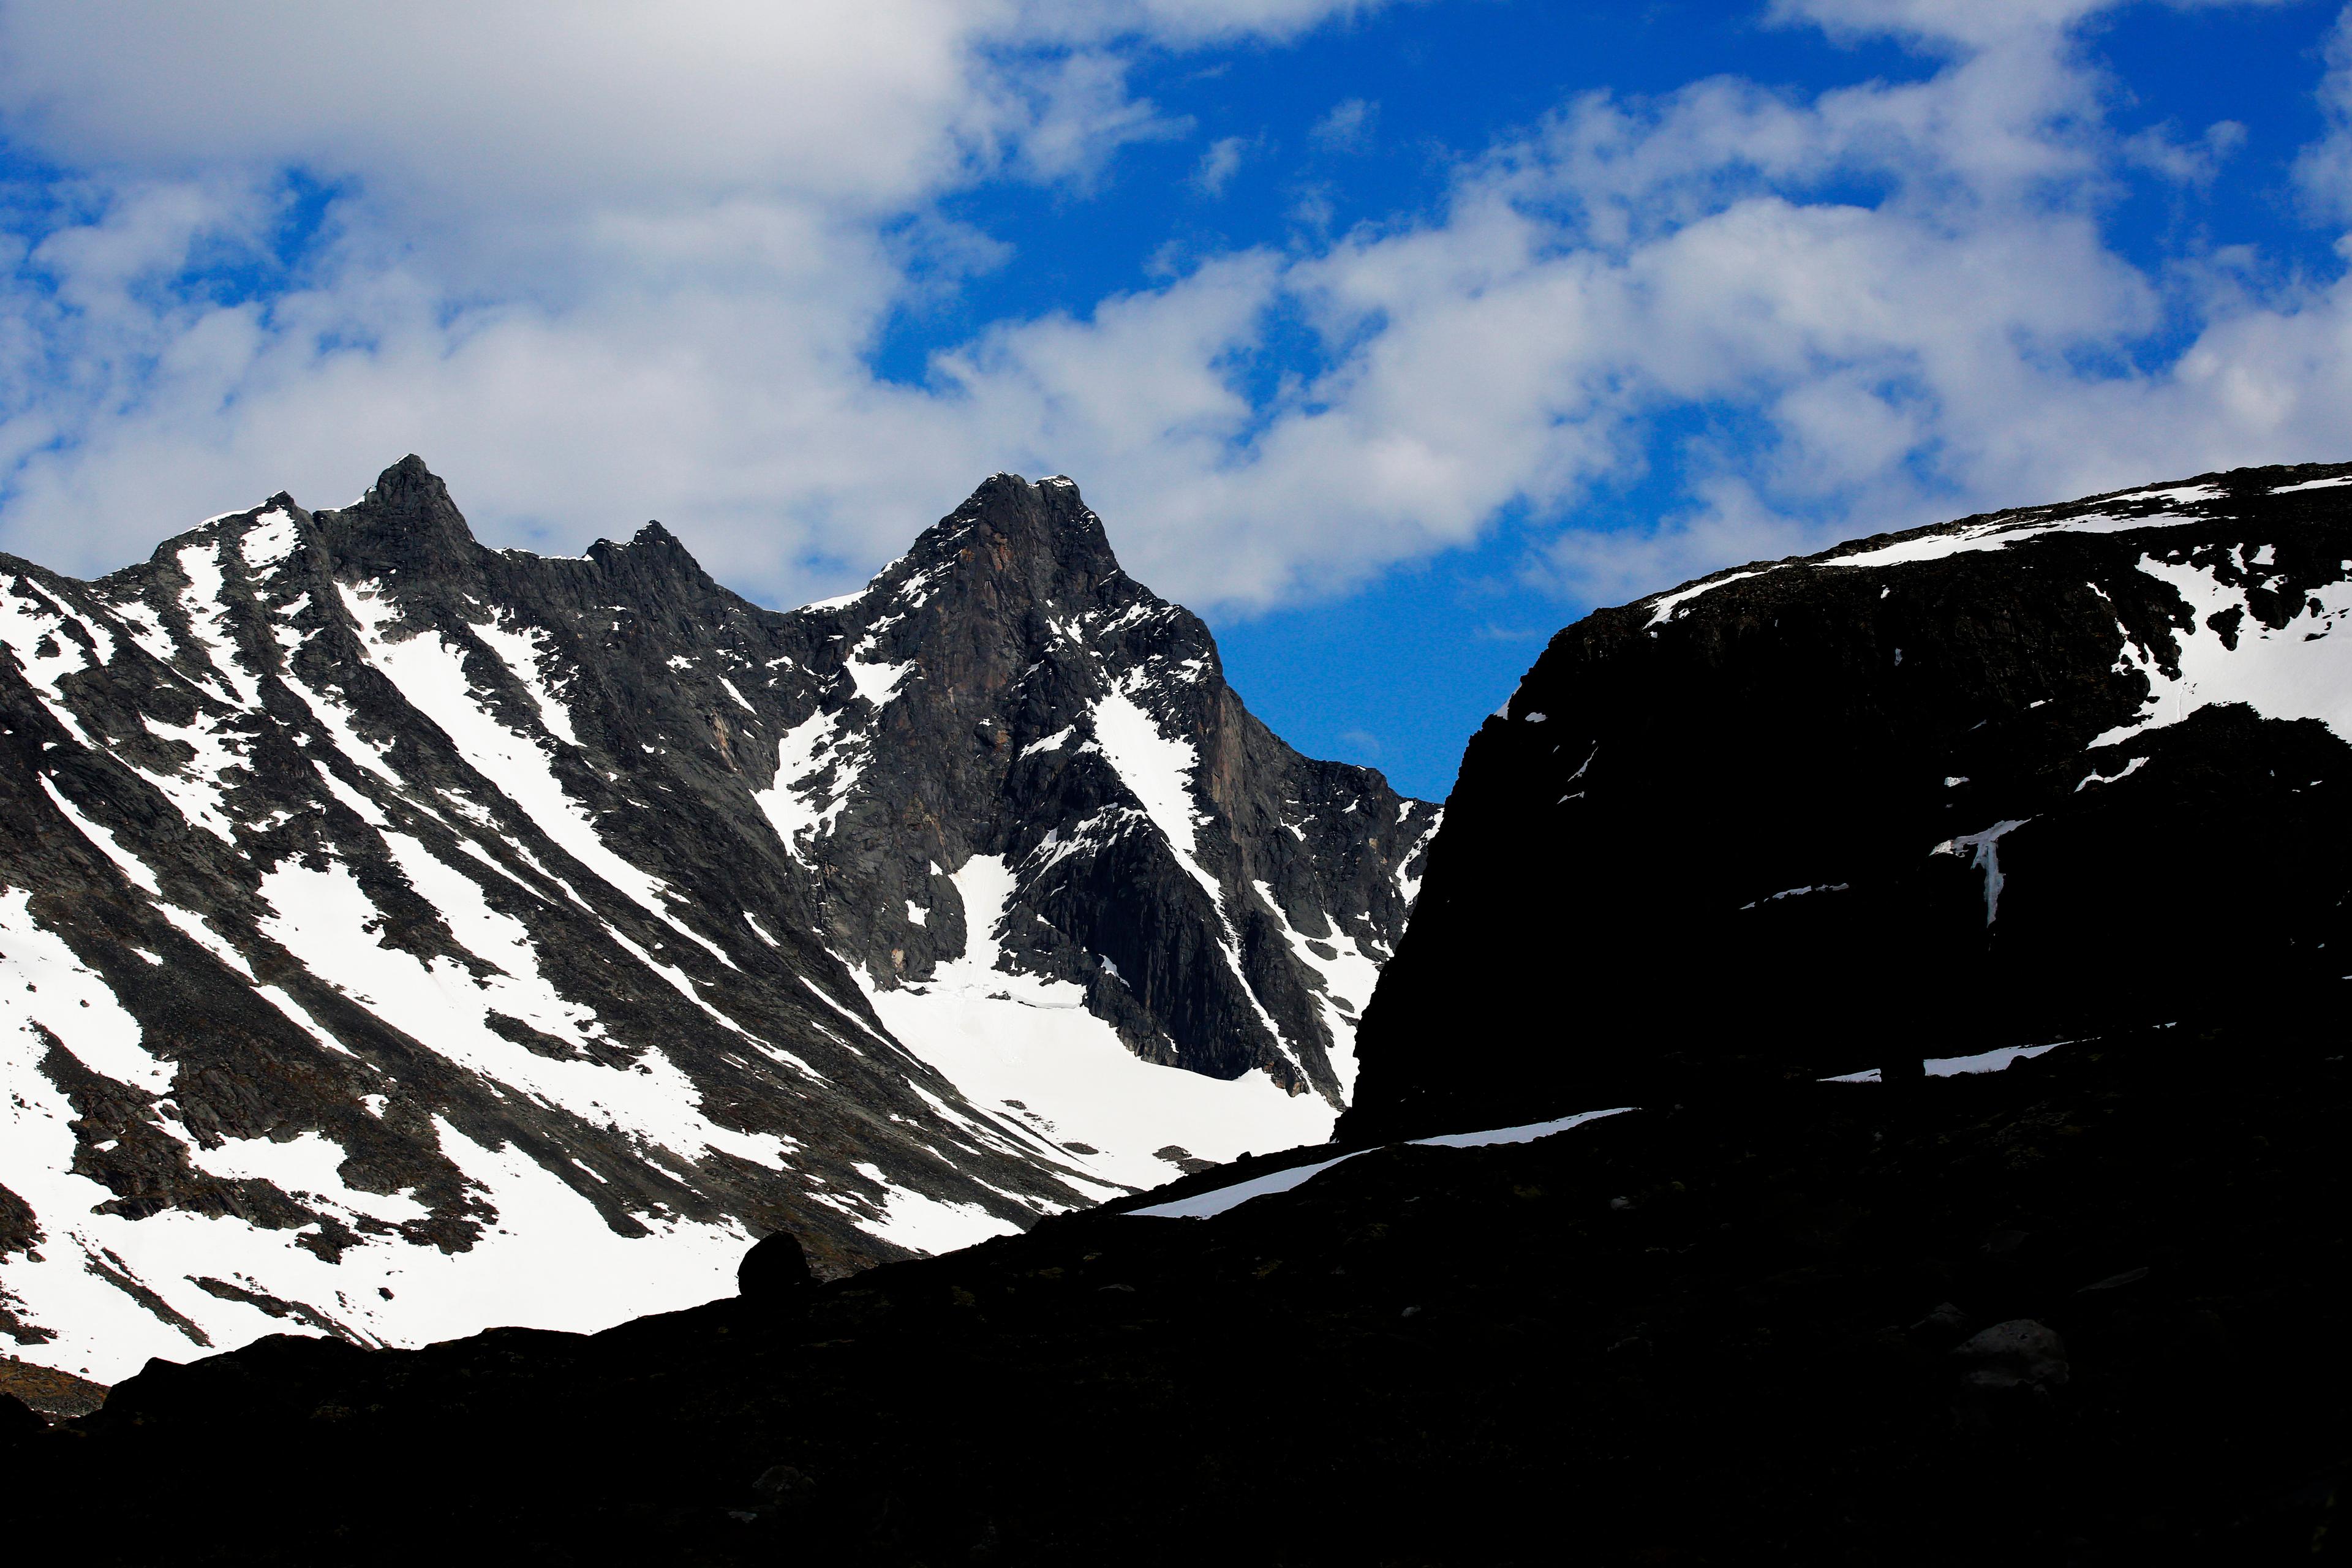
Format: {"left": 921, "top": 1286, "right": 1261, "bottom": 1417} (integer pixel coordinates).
{"left": 0, "top": 458, "right": 1433, "bottom": 1383}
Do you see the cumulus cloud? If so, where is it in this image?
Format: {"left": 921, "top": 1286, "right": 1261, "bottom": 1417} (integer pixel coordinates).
{"left": 0, "top": 4, "right": 997, "bottom": 226}
{"left": 0, "top": 0, "right": 2348, "bottom": 622}
{"left": 0, "top": 0, "right": 1384, "bottom": 586}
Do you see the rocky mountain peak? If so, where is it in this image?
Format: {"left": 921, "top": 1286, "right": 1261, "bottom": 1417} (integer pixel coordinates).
{"left": 368, "top": 451, "right": 443, "bottom": 502}
{"left": 895, "top": 472, "right": 1127, "bottom": 613}
{"left": 579, "top": 519, "right": 726, "bottom": 616}
{"left": 729, "top": 466, "right": 1432, "bottom": 1109}
{"left": 0, "top": 458, "right": 1433, "bottom": 1385}
{"left": 331, "top": 453, "right": 472, "bottom": 552}
{"left": 317, "top": 455, "right": 477, "bottom": 578}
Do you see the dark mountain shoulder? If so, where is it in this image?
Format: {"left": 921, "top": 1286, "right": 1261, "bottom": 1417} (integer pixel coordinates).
{"left": 1346, "top": 460, "right": 2352, "bottom": 1141}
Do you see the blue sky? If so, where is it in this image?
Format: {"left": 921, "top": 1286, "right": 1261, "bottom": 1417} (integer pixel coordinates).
{"left": 3, "top": 1, "right": 2350, "bottom": 799}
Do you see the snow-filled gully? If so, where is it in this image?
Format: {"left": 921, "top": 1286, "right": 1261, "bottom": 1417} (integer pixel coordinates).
{"left": 1130, "top": 1039, "right": 2083, "bottom": 1223}
{"left": 862, "top": 856, "right": 1336, "bottom": 1197}
{"left": 1127, "top": 1107, "right": 1635, "bottom": 1221}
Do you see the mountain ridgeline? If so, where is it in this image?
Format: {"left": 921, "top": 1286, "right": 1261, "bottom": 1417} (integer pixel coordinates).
{"left": 0, "top": 458, "right": 1433, "bottom": 1382}
{"left": 1346, "top": 461, "right": 2352, "bottom": 1140}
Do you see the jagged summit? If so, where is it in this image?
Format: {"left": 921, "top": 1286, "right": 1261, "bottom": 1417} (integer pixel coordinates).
{"left": 217, "top": 459, "right": 1126, "bottom": 627}
{"left": 0, "top": 458, "right": 1433, "bottom": 1384}
{"left": 627, "top": 519, "right": 688, "bottom": 549}
{"left": 837, "top": 470, "right": 1133, "bottom": 618}
{"left": 725, "top": 464, "right": 1433, "bottom": 1102}
{"left": 314, "top": 454, "right": 478, "bottom": 573}
{"left": 371, "top": 451, "right": 440, "bottom": 496}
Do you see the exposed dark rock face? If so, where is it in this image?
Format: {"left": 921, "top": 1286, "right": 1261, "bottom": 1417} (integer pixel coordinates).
{"left": 0, "top": 458, "right": 1431, "bottom": 1381}
{"left": 1346, "top": 462, "right": 2352, "bottom": 1140}
{"left": 760, "top": 472, "right": 1436, "bottom": 1098}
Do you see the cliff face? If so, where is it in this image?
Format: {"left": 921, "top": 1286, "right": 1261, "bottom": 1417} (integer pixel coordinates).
{"left": 1346, "top": 462, "right": 2352, "bottom": 1140}
{"left": 0, "top": 458, "right": 1431, "bottom": 1381}
{"left": 750, "top": 471, "right": 1438, "bottom": 1102}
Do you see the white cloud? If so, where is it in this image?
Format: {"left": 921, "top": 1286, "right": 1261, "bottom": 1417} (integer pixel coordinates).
{"left": 2123, "top": 119, "right": 2248, "bottom": 186}
{"left": 1193, "top": 135, "right": 1253, "bottom": 196}
{"left": 1076, "top": 0, "right": 1403, "bottom": 45}
{"left": 0, "top": 0, "right": 2347, "bottom": 627}
{"left": 0, "top": 4, "right": 998, "bottom": 223}
{"left": 1011, "top": 51, "right": 1193, "bottom": 188}
{"left": 0, "top": 0, "right": 1382, "bottom": 587}
{"left": 1771, "top": 0, "right": 2290, "bottom": 51}
{"left": 1772, "top": 0, "right": 2109, "bottom": 48}
{"left": 1310, "top": 97, "right": 1379, "bottom": 151}
{"left": 985, "top": 0, "right": 2352, "bottom": 608}
{"left": 2297, "top": 6, "right": 2352, "bottom": 222}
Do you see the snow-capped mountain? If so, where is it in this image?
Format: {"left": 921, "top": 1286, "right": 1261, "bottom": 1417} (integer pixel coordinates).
{"left": 1347, "top": 461, "right": 2352, "bottom": 1140}
{"left": 0, "top": 457, "right": 1434, "bottom": 1381}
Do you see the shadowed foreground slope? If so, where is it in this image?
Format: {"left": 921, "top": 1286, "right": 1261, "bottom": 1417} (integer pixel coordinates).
{"left": 13, "top": 1019, "right": 2348, "bottom": 1565}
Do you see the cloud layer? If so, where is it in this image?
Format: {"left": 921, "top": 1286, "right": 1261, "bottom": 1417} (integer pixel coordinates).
{"left": 0, "top": 0, "right": 2346, "bottom": 616}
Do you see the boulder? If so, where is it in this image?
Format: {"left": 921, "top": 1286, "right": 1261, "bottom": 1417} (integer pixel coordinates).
{"left": 737, "top": 1231, "right": 815, "bottom": 1300}
{"left": 1952, "top": 1318, "right": 2070, "bottom": 1391}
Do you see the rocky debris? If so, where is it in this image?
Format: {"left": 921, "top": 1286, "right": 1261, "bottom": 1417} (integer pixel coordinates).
{"left": 2078, "top": 1265, "right": 2151, "bottom": 1293}
{"left": 1951, "top": 1317, "right": 2070, "bottom": 1435}
{"left": 13, "top": 1020, "right": 2348, "bottom": 1564}
{"left": 1349, "top": 461, "right": 2352, "bottom": 1140}
{"left": 0, "top": 1353, "right": 106, "bottom": 1419}
{"left": 748, "top": 1463, "right": 814, "bottom": 1509}
{"left": 1953, "top": 1317, "right": 2070, "bottom": 1389}
{"left": 1907, "top": 1300, "right": 1971, "bottom": 1348}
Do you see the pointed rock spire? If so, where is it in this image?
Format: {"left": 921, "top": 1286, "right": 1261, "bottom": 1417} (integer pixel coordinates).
{"left": 318, "top": 455, "right": 481, "bottom": 577}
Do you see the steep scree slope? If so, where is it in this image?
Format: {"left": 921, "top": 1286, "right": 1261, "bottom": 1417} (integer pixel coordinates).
{"left": 1348, "top": 462, "right": 2352, "bottom": 1140}
{"left": 0, "top": 458, "right": 1431, "bottom": 1381}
